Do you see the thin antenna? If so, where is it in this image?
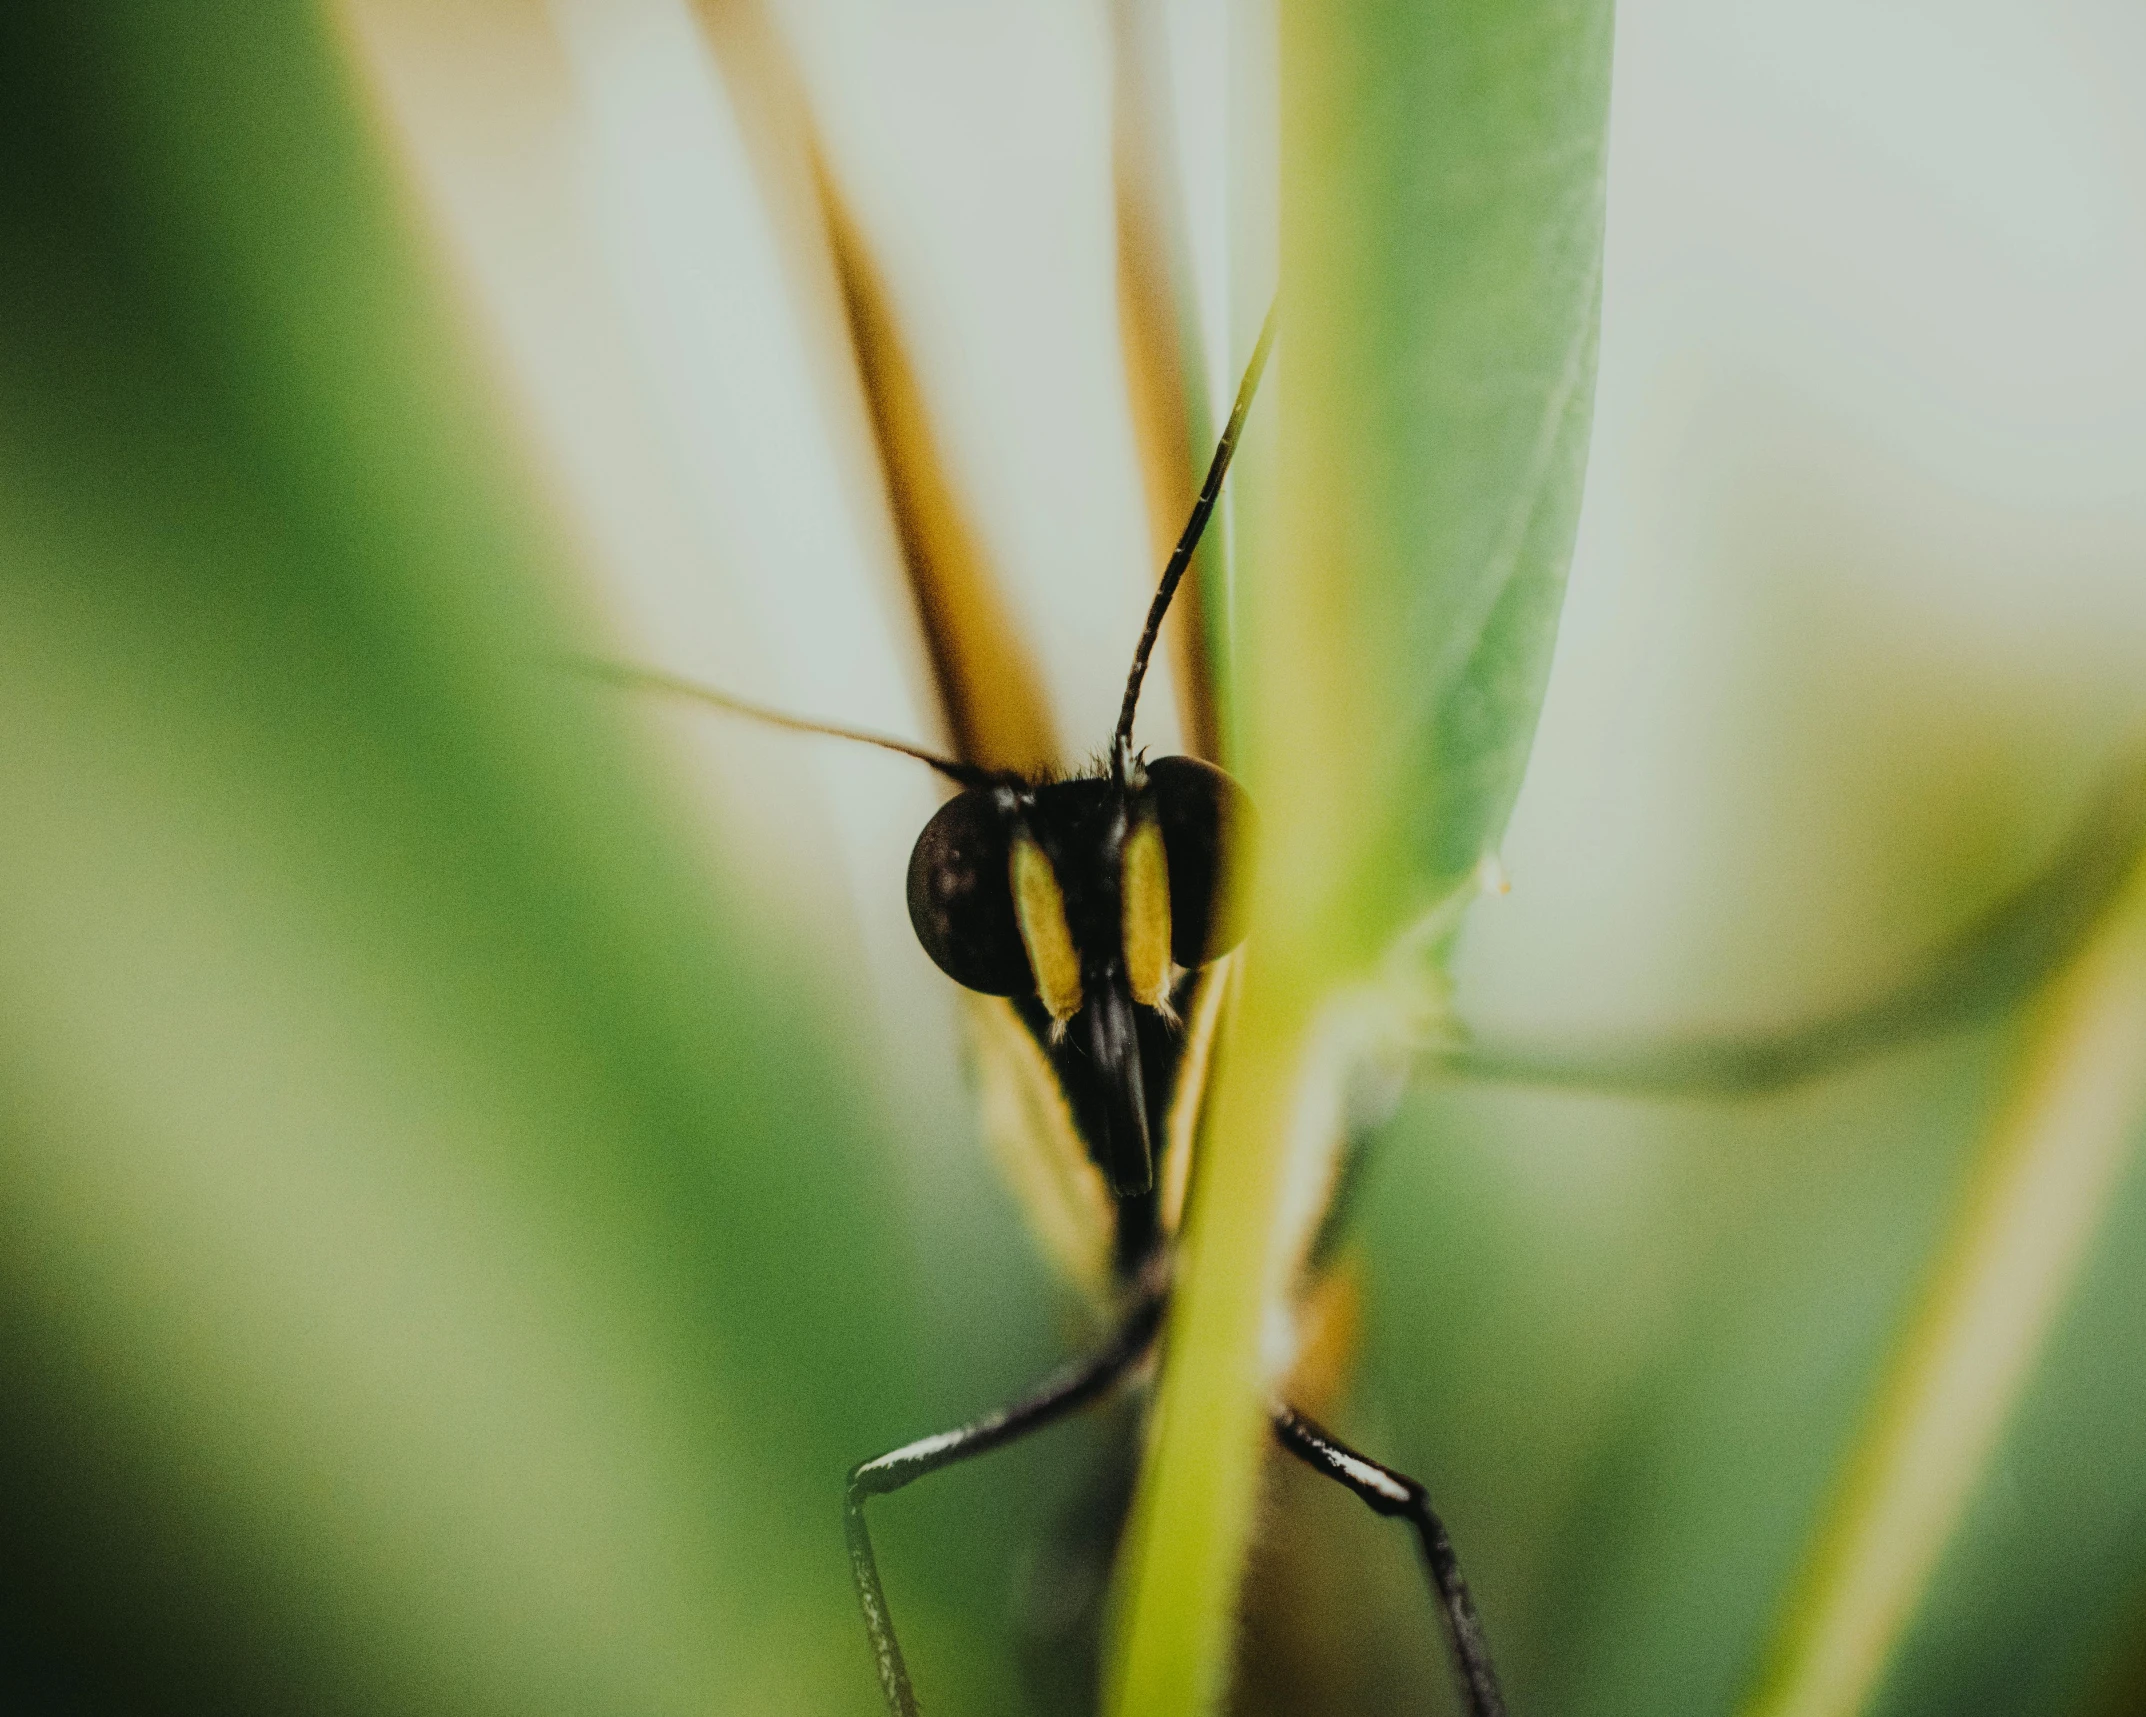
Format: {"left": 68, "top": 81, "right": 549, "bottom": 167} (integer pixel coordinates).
{"left": 562, "top": 658, "right": 995, "bottom": 788}
{"left": 1112, "top": 299, "right": 1279, "bottom": 776}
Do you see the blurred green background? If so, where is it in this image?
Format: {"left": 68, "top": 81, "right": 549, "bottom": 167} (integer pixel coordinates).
{"left": 4, "top": 5, "right": 2145, "bottom": 1717}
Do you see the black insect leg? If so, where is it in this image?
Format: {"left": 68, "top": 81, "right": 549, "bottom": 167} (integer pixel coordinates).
{"left": 1270, "top": 1404, "right": 1508, "bottom": 1717}
{"left": 846, "top": 1291, "right": 1168, "bottom": 1717}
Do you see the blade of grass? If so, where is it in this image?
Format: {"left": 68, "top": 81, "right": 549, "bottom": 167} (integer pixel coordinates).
{"left": 1438, "top": 738, "right": 2146, "bottom": 1097}
{"left": 1741, "top": 846, "right": 2146, "bottom": 1717}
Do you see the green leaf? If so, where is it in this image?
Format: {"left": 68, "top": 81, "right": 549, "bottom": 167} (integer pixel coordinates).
{"left": 1106, "top": 6, "right": 1613, "bottom": 1715}
{"left": 1265, "top": 0, "right": 1615, "bottom": 967}
{"left": 0, "top": 11, "right": 941, "bottom": 1714}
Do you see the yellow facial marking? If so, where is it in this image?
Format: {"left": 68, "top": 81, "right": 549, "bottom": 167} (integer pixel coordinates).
{"left": 1011, "top": 832, "right": 1083, "bottom": 1022}
{"left": 1121, "top": 813, "right": 1173, "bottom": 1010}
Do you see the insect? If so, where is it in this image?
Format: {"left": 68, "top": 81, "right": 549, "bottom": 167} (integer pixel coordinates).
{"left": 578, "top": 242, "right": 2146, "bottom": 1717}
{"left": 584, "top": 306, "right": 1511, "bottom": 1717}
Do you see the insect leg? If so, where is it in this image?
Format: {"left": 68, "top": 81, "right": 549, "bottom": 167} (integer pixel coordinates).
{"left": 847, "top": 1291, "right": 1168, "bottom": 1717}
{"left": 1270, "top": 1403, "right": 1508, "bottom": 1717}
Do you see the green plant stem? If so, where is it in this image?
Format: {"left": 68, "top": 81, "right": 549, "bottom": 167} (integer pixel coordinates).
{"left": 1104, "top": 967, "right": 1321, "bottom": 1717}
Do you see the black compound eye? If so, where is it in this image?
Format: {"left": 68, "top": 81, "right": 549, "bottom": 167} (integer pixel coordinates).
{"left": 1143, "top": 755, "right": 1256, "bottom": 967}
{"left": 906, "top": 789, "right": 1030, "bottom": 995}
